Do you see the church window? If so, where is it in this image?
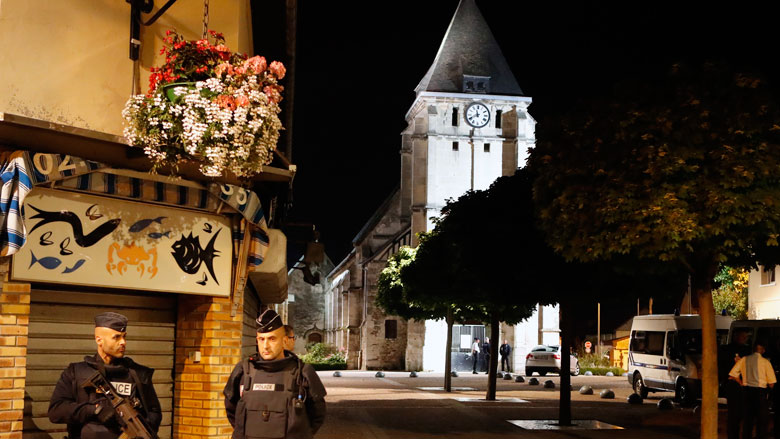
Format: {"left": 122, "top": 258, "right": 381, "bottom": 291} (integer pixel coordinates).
{"left": 495, "top": 110, "right": 502, "bottom": 128}
{"left": 452, "top": 107, "right": 459, "bottom": 126}
{"left": 452, "top": 141, "right": 459, "bottom": 151}
{"left": 385, "top": 320, "right": 398, "bottom": 339}
{"left": 483, "top": 143, "right": 490, "bottom": 153}
{"left": 463, "top": 75, "right": 491, "bottom": 94}
{"left": 761, "top": 265, "right": 776, "bottom": 285}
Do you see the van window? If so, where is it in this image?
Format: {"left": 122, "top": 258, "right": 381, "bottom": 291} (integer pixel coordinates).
{"left": 755, "top": 327, "right": 780, "bottom": 369}
{"left": 631, "top": 330, "right": 665, "bottom": 355}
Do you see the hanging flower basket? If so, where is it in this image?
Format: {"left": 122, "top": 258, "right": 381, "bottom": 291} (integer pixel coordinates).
{"left": 122, "top": 30, "right": 286, "bottom": 178}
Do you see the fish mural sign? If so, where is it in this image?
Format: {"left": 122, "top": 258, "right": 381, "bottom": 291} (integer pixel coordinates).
{"left": 12, "top": 188, "right": 233, "bottom": 297}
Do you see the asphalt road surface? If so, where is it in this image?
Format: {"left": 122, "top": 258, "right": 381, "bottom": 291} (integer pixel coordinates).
{"left": 313, "top": 371, "right": 733, "bottom": 439}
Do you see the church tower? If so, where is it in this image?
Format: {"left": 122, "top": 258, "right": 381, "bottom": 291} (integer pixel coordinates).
{"left": 401, "top": 0, "right": 536, "bottom": 244}
{"left": 400, "top": 0, "right": 550, "bottom": 372}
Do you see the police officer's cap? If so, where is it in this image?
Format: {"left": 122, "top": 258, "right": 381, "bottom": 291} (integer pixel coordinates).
{"left": 256, "top": 309, "right": 283, "bottom": 333}
{"left": 94, "top": 312, "right": 128, "bottom": 332}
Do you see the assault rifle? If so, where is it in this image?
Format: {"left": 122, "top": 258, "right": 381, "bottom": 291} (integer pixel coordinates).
{"left": 81, "top": 370, "right": 157, "bottom": 439}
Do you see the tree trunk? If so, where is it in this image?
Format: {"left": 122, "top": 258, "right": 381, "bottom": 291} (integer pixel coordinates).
{"left": 486, "top": 311, "right": 500, "bottom": 400}
{"left": 444, "top": 307, "right": 454, "bottom": 392}
{"left": 694, "top": 272, "right": 718, "bottom": 439}
{"left": 558, "top": 301, "right": 572, "bottom": 426}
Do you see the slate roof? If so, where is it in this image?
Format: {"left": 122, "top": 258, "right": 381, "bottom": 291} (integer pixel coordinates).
{"left": 414, "top": 0, "right": 524, "bottom": 96}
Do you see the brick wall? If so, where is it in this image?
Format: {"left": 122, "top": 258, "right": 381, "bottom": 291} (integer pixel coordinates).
{"left": 0, "top": 277, "right": 30, "bottom": 439}
{"left": 174, "top": 294, "right": 243, "bottom": 439}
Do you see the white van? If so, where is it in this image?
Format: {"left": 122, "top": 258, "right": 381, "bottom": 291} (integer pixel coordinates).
{"left": 627, "top": 314, "right": 731, "bottom": 405}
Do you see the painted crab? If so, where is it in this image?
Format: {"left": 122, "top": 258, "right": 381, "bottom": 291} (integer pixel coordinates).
{"left": 106, "top": 242, "right": 158, "bottom": 278}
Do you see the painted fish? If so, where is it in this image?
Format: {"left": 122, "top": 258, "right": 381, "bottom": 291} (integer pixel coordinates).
{"left": 129, "top": 217, "right": 167, "bottom": 233}
{"left": 196, "top": 273, "right": 208, "bottom": 286}
{"left": 85, "top": 204, "right": 103, "bottom": 221}
{"left": 203, "top": 223, "right": 213, "bottom": 233}
{"left": 29, "top": 251, "right": 62, "bottom": 270}
{"left": 27, "top": 205, "right": 120, "bottom": 248}
{"left": 171, "top": 229, "right": 221, "bottom": 285}
{"left": 148, "top": 231, "right": 171, "bottom": 239}
{"left": 63, "top": 259, "right": 87, "bottom": 274}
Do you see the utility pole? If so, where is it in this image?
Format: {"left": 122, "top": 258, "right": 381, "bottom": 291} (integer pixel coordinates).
{"left": 596, "top": 302, "right": 601, "bottom": 357}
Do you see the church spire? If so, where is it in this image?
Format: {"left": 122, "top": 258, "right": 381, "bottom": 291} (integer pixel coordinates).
{"left": 415, "top": 0, "right": 524, "bottom": 96}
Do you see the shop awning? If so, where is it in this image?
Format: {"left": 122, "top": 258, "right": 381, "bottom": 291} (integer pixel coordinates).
{"left": 0, "top": 150, "right": 269, "bottom": 256}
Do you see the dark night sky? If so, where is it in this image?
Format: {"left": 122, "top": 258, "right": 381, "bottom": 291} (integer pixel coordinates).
{"left": 256, "top": 1, "right": 780, "bottom": 276}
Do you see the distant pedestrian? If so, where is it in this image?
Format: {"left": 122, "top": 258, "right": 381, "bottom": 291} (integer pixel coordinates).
{"left": 482, "top": 338, "right": 491, "bottom": 374}
{"left": 729, "top": 338, "right": 776, "bottom": 439}
{"left": 500, "top": 340, "right": 512, "bottom": 372}
{"left": 471, "top": 338, "right": 480, "bottom": 374}
{"left": 284, "top": 325, "right": 296, "bottom": 352}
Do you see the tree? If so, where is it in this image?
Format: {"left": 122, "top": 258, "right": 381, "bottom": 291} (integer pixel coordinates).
{"left": 530, "top": 63, "right": 780, "bottom": 438}
{"left": 712, "top": 266, "right": 749, "bottom": 320}
{"left": 376, "top": 244, "right": 459, "bottom": 391}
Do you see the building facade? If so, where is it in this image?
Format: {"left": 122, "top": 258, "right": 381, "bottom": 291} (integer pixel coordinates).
{"left": 748, "top": 265, "right": 779, "bottom": 319}
{"left": 323, "top": 0, "right": 560, "bottom": 372}
{"left": 0, "top": 3, "right": 294, "bottom": 439}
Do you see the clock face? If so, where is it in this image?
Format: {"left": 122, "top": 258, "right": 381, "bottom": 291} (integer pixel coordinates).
{"left": 465, "top": 103, "right": 490, "bottom": 128}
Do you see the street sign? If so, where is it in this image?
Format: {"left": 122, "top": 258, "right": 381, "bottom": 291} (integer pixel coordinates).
{"left": 584, "top": 341, "right": 592, "bottom": 349}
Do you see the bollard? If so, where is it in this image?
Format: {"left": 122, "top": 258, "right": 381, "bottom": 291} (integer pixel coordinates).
{"left": 579, "top": 385, "right": 593, "bottom": 395}
{"left": 599, "top": 389, "right": 615, "bottom": 399}
{"left": 544, "top": 380, "right": 555, "bottom": 389}
{"left": 528, "top": 377, "right": 539, "bottom": 386}
{"left": 409, "top": 371, "right": 418, "bottom": 378}
{"left": 503, "top": 373, "right": 513, "bottom": 380}
{"left": 627, "top": 393, "right": 643, "bottom": 404}
{"left": 657, "top": 398, "right": 674, "bottom": 410}
{"left": 375, "top": 371, "right": 385, "bottom": 378}
{"left": 515, "top": 375, "right": 525, "bottom": 383}
{"left": 332, "top": 371, "right": 342, "bottom": 377}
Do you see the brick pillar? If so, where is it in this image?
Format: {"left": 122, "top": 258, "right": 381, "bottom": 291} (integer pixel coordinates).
{"left": 174, "top": 294, "right": 243, "bottom": 439}
{"left": 0, "top": 277, "right": 30, "bottom": 439}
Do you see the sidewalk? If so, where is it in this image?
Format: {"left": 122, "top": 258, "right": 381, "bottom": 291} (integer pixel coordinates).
{"left": 314, "top": 371, "right": 707, "bottom": 439}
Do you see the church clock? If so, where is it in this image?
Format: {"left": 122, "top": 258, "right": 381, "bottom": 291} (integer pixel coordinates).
{"left": 465, "top": 102, "right": 490, "bottom": 128}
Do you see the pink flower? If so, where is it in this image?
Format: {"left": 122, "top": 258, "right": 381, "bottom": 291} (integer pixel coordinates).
{"left": 235, "top": 95, "right": 250, "bottom": 107}
{"left": 264, "top": 85, "right": 282, "bottom": 104}
{"left": 215, "top": 63, "right": 233, "bottom": 77}
{"left": 215, "top": 95, "right": 236, "bottom": 110}
{"left": 244, "top": 56, "right": 267, "bottom": 74}
{"left": 269, "top": 61, "right": 286, "bottom": 80}
{"left": 234, "top": 66, "right": 246, "bottom": 75}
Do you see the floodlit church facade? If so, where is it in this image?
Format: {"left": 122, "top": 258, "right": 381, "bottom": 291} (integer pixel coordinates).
{"left": 323, "top": 0, "right": 561, "bottom": 372}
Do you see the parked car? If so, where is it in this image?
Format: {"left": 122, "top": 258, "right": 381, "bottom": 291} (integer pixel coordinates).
{"left": 525, "top": 345, "right": 579, "bottom": 376}
{"left": 628, "top": 314, "right": 731, "bottom": 406}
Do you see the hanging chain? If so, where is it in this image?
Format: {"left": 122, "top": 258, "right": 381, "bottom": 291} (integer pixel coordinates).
{"left": 201, "top": 0, "right": 209, "bottom": 39}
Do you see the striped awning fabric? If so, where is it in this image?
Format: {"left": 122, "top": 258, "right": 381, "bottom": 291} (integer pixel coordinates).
{"left": 0, "top": 150, "right": 268, "bottom": 257}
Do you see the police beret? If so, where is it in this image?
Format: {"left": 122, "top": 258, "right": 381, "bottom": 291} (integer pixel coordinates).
{"left": 94, "top": 312, "right": 128, "bottom": 332}
{"left": 256, "top": 309, "right": 283, "bottom": 333}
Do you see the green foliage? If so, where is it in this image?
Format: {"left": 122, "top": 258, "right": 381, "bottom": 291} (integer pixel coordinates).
{"left": 578, "top": 353, "right": 611, "bottom": 368}
{"left": 531, "top": 63, "right": 780, "bottom": 275}
{"left": 712, "top": 266, "right": 749, "bottom": 319}
{"left": 376, "top": 246, "right": 444, "bottom": 321}
{"left": 581, "top": 367, "right": 625, "bottom": 376}
{"left": 299, "top": 343, "right": 346, "bottom": 370}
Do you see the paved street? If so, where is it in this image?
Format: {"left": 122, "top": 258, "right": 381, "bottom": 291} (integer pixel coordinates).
{"left": 315, "top": 371, "right": 712, "bottom": 439}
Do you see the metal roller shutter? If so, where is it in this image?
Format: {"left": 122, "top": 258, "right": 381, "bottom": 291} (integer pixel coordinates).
{"left": 241, "top": 289, "right": 260, "bottom": 359}
{"left": 23, "top": 288, "right": 176, "bottom": 439}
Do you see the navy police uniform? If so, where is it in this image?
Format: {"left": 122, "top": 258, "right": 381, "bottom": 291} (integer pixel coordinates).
{"left": 224, "top": 310, "right": 326, "bottom": 439}
{"left": 47, "top": 313, "right": 162, "bottom": 439}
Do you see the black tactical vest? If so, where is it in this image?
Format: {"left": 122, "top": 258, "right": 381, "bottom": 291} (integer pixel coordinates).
{"left": 235, "top": 358, "right": 311, "bottom": 439}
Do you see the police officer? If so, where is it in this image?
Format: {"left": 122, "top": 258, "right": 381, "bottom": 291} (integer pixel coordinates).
{"left": 48, "top": 312, "right": 162, "bottom": 439}
{"left": 730, "top": 338, "right": 777, "bottom": 439}
{"left": 500, "top": 340, "right": 512, "bottom": 372}
{"left": 224, "top": 310, "right": 326, "bottom": 439}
